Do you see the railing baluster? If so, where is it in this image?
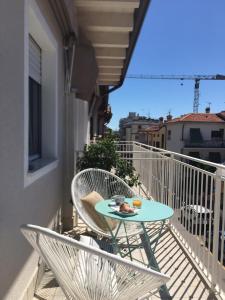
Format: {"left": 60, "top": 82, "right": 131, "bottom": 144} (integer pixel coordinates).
{"left": 168, "top": 154, "right": 174, "bottom": 208}
{"left": 211, "top": 167, "right": 222, "bottom": 291}
{"left": 114, "top": 141, "right": 225, "bottom": 296}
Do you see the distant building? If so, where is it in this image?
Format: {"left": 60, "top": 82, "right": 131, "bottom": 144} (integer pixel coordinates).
{"left": 142, "top": 117, "right": 166, "bottom": 149}
{"left": 119, "top": 112, "right": 158, "bottom": 142}
{"left": 120, "top": 110, "right": 225, "bottom": 164}
{"left": 166, "top": 110, "right": 225, "bottom": 163}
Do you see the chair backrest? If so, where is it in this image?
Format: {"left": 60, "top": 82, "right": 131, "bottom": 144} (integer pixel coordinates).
{"left": 71, "top": 168, "right": 136, "bottom": 236}
{"left": 21, "top": 224, "right": 170, "bottom": 300}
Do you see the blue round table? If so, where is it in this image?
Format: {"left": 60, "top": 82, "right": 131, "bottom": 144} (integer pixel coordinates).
{"left": 96, "top": 197, "right": 174, "bottom": 299}
{"left": 95, "top": 197, "right": 173, "bottom": 265}
{"left": 95, "top": 198, "right": 174, "bottom": 223}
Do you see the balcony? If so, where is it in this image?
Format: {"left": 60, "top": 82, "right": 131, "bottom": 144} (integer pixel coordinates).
{"left": 34, "top": 141, "right": 225, "bottom": 299}
{"left": 184, "top": 139, "right": 225, "bottom": 148}
{"left": 116, "top": 142, "right": 225, "bottom": 295}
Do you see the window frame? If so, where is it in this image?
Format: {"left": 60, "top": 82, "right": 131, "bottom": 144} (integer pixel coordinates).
{"left": 29, "top": 76, "right": 42, "bottom": 162}
{"left": 24, "top": 0, "right": 59, "bottom": 186}
{"left": 28, "top": 36, "right": 42, "bottom": 164}
{"left": 211, "top": 130, "right": 223, "bottom": 140}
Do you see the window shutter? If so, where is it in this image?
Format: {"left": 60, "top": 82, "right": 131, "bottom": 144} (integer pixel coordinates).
{"left": 29, "top": 36, "right": 41, "bottom": 84}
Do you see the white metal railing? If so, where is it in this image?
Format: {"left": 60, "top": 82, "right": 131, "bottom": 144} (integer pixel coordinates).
{"left": 116, "top": 141, "right": 225, "bottom": 296}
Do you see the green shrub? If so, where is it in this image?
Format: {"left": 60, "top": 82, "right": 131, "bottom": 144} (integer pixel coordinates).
{"left": 77, "top": 135, "right": 140, "bottom": 187}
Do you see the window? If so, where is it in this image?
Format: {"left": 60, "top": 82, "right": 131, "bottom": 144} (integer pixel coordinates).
{"left": 189, "top": 152, "right": 200, "bottom": 159}
{"left": 29, "top": 36, "right": 42, "bottom": 166}
{"left": 190, "top": 128, "right": 202, "bottom": 142}
{"left": 209, "top": 152, "right": 221, "bottom": 163}
{"left": 24, "top": 0, "right": 58, "bottom": 185}
{"left": 167, "top": 130, "right": 171, "bottom": 140}
{"left": 161, "top": 134, "right": 165, "bottom": 148}
{"left": 188, "top": 152, "right": 201, "bottom": 167}
{"left": 156, "top": 141, "right": 160, "bottom": 148}
{"left": 211, "top": 130, "right": 223, "bottom": 140}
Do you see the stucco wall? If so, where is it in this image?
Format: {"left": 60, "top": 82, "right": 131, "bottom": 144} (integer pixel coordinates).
{"left": 166, "top": 123, "right": 184, "bottom": 152}
{"left": 0, "top": 0, "right": 81, "bottom": 298}
{"left": 167, "top": 122, "right": 225, "bottom": 152}
{"left": 126, "top": 127, "right": 132, "bottom": 141}
{"left": 183, "top": 122, "right": 225, "bottom": 140}
{"left": 166, "top": 122, "right": 225, "bottom": 161}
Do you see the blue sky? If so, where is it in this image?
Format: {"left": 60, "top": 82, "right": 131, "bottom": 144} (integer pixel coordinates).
{"left": 108, "top": 0, "right": 225, "bottom": 130}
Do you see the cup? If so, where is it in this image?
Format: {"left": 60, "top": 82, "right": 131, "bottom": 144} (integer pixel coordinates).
{"left": 112, "top": 195, "right": 125, "bottom": 206}
{"left": 132, "top": 199, "right": 142, "bottom": 208}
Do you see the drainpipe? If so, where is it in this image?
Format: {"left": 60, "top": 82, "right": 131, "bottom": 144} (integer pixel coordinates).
{"left": 49, "top": 0, "right": 77, "bottom": 93}
{"left": 64, "top": 33, "right": 77, "bottom": 93}
{"left": 49, "top": 0, "right": 78, "bottom": 230}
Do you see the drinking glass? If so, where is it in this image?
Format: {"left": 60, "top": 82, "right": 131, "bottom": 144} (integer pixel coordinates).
{"left": 132, "top": 199, "right": 142, "bottom": 208}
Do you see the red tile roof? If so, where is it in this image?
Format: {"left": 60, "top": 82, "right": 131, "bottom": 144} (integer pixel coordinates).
{"left": 168, "top": 113, "right": 225, "bottom": 123}
{"left": 217, "top": 111, "right": 225, "bottom": 120}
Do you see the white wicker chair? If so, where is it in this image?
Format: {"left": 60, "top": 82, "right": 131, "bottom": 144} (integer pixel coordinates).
{"left": 21, "top": 224, "right": 170, "bottom": 300}
{"left": 71, "top": 168, "right": 142, "bottom": 238}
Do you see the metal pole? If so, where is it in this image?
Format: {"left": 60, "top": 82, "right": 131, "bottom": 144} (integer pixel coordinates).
{"left": 168, "top": 154, "right": 174, "bottom": 208}
{"left": 211, "top": 167, "right": 222, "bottom": 292}
{"left": 193, "top": 79, "right": 200, "bottom": 113}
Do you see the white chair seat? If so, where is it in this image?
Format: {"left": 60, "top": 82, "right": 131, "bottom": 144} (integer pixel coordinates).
{"left": 78, "top": 235, "right": 118, "bottom": 299}
{"left": 21, "top": 224, "right": 170, "bottom": 300}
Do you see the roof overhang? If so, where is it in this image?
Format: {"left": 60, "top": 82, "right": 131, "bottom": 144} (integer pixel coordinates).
{"left": 73, "top": 0, "right": 151, "bottom": 88}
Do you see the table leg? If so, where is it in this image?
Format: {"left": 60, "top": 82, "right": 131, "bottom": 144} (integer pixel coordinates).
{"left": 104, "top": 219, "right": 123, "bottom": 255}
{"left": 140, "top": 222, "right": 172, "bottom": 300}
{"left": 123, "top": 221, "right": 133, "bottom": 261}
{"left": 140, "top": 222, "right": 158, "bottom": 269}
{"left": 104, "top": 218, "right": 140, "bottom": 261}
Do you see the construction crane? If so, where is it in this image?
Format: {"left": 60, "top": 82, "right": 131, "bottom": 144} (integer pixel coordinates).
{"left": 126, "top": 74, "right": 225, "bottom": 113}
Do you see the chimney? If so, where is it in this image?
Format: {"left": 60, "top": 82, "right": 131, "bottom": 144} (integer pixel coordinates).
{"left": 159, "top": 117, "right": 164, "bottom": 124}
{"left": 167, "top": 114, "right": 172, "bottom": 121}
{"left": 205, "top": 107, "right": 210, "bottom": 113}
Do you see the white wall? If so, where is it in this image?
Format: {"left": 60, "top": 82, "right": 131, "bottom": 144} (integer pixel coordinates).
{"left": 166, "top": 122, "right": 225, "bottom": 162}
{"left": 0, "top": 0, "right": 78, "bottom": 298}
{"left": 126, "top": 127, "right": 132, "bottom": 141}
{"left": 74, "top": 99, "right": 89, "bottom": 152}
{"left": 183, "top": 122, "right": 225, "bottom": 140}
{"left": 63, "top": 94, "right": 90, "bottom": 230}
{"left": 166, "top": 123, "right": 184, "bottom": 152}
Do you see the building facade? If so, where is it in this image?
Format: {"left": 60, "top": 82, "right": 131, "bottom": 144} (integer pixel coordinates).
{"left": 140, "top": 117, "right": 166, "bottom": 148}
{"left": 145, "top": 125, "right": 166, "bottom": 149}
{"left": 0, "top": 0, "right": 149, "bottom": 298}
{"left": 119, "top": 112, "right": 158, "bottom": 142}
{"left": 166, "top": 113, "right": 225, "bottom": 163}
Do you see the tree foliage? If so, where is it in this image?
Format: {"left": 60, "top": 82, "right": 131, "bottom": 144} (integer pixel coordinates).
{"left": 77, "top": 135, "right": 140, "bottom": 187}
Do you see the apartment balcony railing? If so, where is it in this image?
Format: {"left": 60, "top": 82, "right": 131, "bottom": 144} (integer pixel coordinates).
{"left": 115, "top": 141, "right": 225, "bottom": 296}
{"left": 184, "top": 139, "right": 225, "bottom": 148}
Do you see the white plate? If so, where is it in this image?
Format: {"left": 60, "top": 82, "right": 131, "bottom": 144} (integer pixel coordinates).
{"left": 108, "top": 200, "right": 117, "bottom": 207}
{"left": 110, "top": 206, "right": 138, "bottom": 216}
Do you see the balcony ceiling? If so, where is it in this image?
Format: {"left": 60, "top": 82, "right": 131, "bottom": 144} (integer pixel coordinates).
{"left": 74, "top": 0, "right": 141, "bottom": 86}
